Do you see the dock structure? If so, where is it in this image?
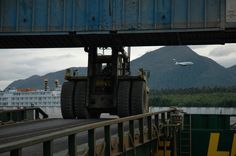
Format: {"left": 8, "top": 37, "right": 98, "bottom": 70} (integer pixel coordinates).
{"left": 0, "top": 0, "right": 235, "bottom": 48}
{"left": 0, "top": 109, "right": 182, "bottom": 156}
{"left": 0, "top": 108, "right": 235, "bottom": 156}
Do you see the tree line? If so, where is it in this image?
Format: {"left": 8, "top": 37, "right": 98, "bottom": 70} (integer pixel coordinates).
{"left": 149, "top": 87, "right": 236, "bottom": 107}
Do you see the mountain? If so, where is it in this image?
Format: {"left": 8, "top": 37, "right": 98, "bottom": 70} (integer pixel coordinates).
{"left": 228, "top": 65, "right": 236, "bottom": 77}
{"left": 6, "top": 46, "right": 236, "bottom": 90}
{"left": 6, "top": 67, "right": 87, "bottom": 90}
{"left": 131, "top": 46, "right": 236, "bottom": 89}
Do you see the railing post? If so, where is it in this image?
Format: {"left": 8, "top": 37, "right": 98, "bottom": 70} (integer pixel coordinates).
{"left": 161, "top": 113, "right": 165, "bottom": 123}
{"left": 43, "top": 140, "right": 53, "bottom": 156}
{"left": 68, "top": 134, "right": 77, "bottom": 156}
{"left": 10, "top": 149, "right": 22, "bottom": 156}
{"left": 129, "top": 120, "right": 135, "bottom": 147}
{"left": 9, "top": 112, "right": 12, "bottom": 121}
{"left": 104, "top": 125, "right": 111, "bottom": 156}
{"left": 155, "top": 114, "right": 159, "bottom": 134}
{"left": 21, "top": 110, "right": 26, "bottom": 121}
{"left": 139, "top": 118, "right": 144, "bottom": 144}
{"left": 118, "top": 122, "right": 124, "bottom": 153}
{"left": 35, "top": 109, "right": 39, "bottom": 119}
{"left": 129, "top": 120, "right": 135, "bottom": 155}
{"left": 161, "top": 113, "right": 166, "bottom": 135}
{"left": 88, "top": 129, "right": 95, "bottom": 156}
{"left": 167, "top": 112, "right": 171, "bottom": 137}
{"left": 147, "top": 116, "right": 152, "bottom": 140}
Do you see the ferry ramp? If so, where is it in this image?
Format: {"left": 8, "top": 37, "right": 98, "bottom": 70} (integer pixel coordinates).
{"left": 0, "top": 109, "right": 182, "bottom": 156}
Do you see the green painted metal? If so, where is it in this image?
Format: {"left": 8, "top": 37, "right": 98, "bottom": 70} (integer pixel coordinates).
{"left": 139, "top": 118, "right": 144, "bottom": 144}
{"left": 180, "top": 114, "right": 236, "bottom": 156}
{"left": 68, "top": 134, "right": 77, "bottom": 156}
{"left": 148, "top": 116, "right": 152, "bottom": 140}
{"left": 104, "top": 125, "right": 111, "bottom": 156}
{"left": 43, "top": 140, "right": 53, "bottom": 156}
{"left": 88, "top": 129, "right": 95, "bottom": 156}
{"left": 10, "top": 149, "right": 22, "bottom": 156}
{"left": 191, "top": 130, "right": 235, "bottom": 156}
{"left": 118, "top": 122, "right": 124, "bottom": 153}
{"left": 184, "top": 114, "right": 231, "bottom": 129}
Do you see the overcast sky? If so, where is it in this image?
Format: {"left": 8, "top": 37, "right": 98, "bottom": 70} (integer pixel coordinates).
{"left": 0, "top": 44, "right": 236, "bottom": 90}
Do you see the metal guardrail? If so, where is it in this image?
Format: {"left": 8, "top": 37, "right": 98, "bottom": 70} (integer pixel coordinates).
{"left": 0, "top": 107, "right": 48, "bottom": 123}
{"left": 0, "top": 108, "right": 181, "bottom": 156}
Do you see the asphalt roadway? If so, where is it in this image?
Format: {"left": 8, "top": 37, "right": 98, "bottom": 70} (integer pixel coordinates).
{"left": 0, "top": 119, "right": 110, "bottom": 156}
{"left": 0, "top": 118, "right": 135, "bottom": 156}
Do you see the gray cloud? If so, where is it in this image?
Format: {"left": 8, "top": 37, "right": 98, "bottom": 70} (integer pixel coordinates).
{"left": 0, "top": 81, "right": 12, "bottom": 91}
{"left": 0, "top": 49, "right": 87, "bottom": 90}
{"left": 209, "top": 46, "right": 236, "bottom": 57}
{"left": 214, "top": 56, "right": 236, "bottom": 68}
{"left": 14, "top": 54, "right": 76, "bottom": 67}
{"left": 189, "top": 45, "right": 209, "bottom": 50}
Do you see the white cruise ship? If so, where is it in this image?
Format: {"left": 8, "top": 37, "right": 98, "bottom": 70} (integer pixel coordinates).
{"left": 0, "top": 80, "right": 61, "bottom": 108}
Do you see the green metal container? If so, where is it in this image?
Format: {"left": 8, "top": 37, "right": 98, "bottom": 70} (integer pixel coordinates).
{"left": 179, "top": 114, "right": 236, "bottom": 156}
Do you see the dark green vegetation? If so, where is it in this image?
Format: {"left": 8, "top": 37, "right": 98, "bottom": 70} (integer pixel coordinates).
{"left": 6, "top": 46, "right": 236, "bottom": 90}
{"left": 149, "top": 87, "right": 236, "bottom": 107}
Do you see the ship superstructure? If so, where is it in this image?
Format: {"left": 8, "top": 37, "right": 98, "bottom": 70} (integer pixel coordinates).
{"left": 0, "top": 80, "right": 61, "bottom": 108}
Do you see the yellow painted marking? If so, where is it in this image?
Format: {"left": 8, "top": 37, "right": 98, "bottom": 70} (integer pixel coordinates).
{"left": 207, "top": 133, "right": 230, "bottom": 156}
{"left": 156, "top": 141, "right": 171, "bottom": 156}
{"left": 159, "top": 141, "right": 171, "bottom": 147}
{"left": 231, "top": 134, "right": 236, "bottom": 156}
